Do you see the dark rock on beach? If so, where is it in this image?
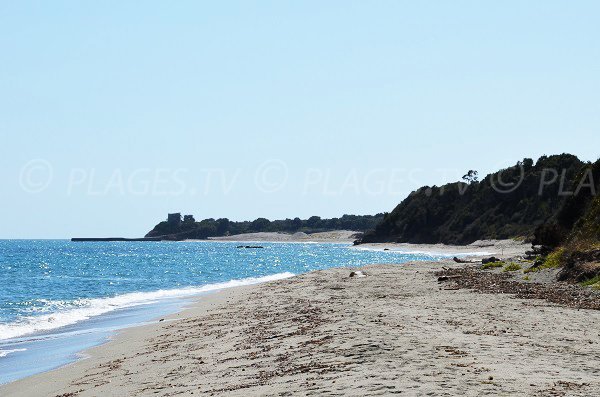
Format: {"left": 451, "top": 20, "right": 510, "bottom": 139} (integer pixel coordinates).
{"left": 481, "top": 257, "right": 500, "bottom": 264}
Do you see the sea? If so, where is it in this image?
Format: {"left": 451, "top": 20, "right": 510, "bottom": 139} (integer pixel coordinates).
{"left": 0, "top": 240, "right": 458, "bottom": 384}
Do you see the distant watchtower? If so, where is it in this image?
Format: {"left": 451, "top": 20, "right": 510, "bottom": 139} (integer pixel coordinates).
{"left": 167, "top": 213, "right": 182, "bottom": 226}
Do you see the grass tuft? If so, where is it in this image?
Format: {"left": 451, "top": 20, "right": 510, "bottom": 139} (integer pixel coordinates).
{"left": 543, "top": 248, "right": 565, "bottom": 268}
{"left": 503, "top": 263, "right": 522, "bottom": 272}
{"left": 524, "top": 248, "right": 565, "bottom": 273}
{"left": 581, "top": 275, "right": 600, "bottom": 287}
{"left": 482, "top": 261, "right": 504, "bottom": 270}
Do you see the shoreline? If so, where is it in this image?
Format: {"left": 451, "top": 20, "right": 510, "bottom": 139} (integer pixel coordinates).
{"left": 0, "top": 296, "right": 193, "bottom": 385}
{"left": 0, "top": 272, "right": 295, "bottom": 385}
{"left": 353, "top": 239, "right": 527, "bottom": 257}
{"left": 4, "top": 241, "right": 600, "bottom": 396}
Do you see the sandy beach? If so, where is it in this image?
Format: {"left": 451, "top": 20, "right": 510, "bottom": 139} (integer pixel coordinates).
{"left": 6, "top": 2, "right": 598, "bottom": 395}
{"left": 207, "top": 232, "right": 528, "bottom": 258}
{"left": 3, "top": 240, "right": 599, "bottom": 396}
{"left": 355, "top": 239, "right": 529, "bottom": 257}
{"left": 206, "top": 230, "right": 361, "bottom": 243}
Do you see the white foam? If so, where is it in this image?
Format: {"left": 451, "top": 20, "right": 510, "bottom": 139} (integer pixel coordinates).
{"left": 351, "top": 246, "right": 495, "bottom": 257}
{"left": 0, "top": 272, "right": 294, "bottom": 341}
{"left": 387, "top": 249, "right": 494, "bottom": 257}
{"left": 0, "top": 348, "right": 27, "bottom": 358}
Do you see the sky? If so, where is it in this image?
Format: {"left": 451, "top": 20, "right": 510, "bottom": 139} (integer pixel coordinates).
{"left": 1, "top": 1, "right": 599, "bottom": 238}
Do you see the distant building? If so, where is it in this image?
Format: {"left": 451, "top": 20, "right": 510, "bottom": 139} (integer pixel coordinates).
{"left": 183, "top": 215, "right": 195, "bottom": 223}
{"left": 167, "top": 213, "right": 182, "bottom": 226}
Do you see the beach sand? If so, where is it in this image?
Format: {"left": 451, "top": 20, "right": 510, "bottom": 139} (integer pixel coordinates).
{"left": 206, "top": 230, "right": 361, "bottom": 242}
{"left": 207, "top": 232, "right": 528, "bottom": 259}
{"left": 355, "top": 239, "right": 529, "bottom": 257}
{"left": 3, "top": 243, "right": 600, "bottom": 396}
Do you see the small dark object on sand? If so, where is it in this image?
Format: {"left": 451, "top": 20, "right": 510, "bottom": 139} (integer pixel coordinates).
{"left": 349, "top": 271, "right": 366, "bottom": 278}
{"left": 438, "top": 275, "right": 461, "bottom": 282}
{"left": 482, "top": 256, "right": 500, "bottom": 264}
{"left": 453, "top": 256, "right": 476, "bottom": 263}
{"left": 384, "top": 248, "right": 390, "bottom": 251}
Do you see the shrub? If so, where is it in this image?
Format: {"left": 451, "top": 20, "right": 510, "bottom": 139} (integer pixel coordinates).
{"left": 503, "top": 263, "right": 522, "bottom": 272}
{"left": 543, "top": 248, "right": 566, "bottom": 269}
{"left": 524, "top": 248, "right": 566, "bottom": 273}
{"left": 581, "top": 275, "right": 600, "bottom": 287}
{"left": 482, "top": 261, "right": 504, "bottom": 270}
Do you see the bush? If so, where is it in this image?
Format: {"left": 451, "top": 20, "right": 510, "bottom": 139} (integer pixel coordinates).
{"left": 482, "top": 261, "right": 504, "bottom": 270}
{"left": 543, "top": 248, "right": 566, "bottom": 269}
{"left": 503, "top": 263, "right": 522, "bottom": 272}
{"left": 581, "top": 275, "right": 600, "bottom": 287}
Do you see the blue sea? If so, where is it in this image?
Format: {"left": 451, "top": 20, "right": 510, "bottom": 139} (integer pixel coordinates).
{"left": 0, "top": 240, "right": 450, "bottom": 384}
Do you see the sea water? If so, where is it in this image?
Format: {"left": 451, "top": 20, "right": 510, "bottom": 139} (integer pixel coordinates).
{"left": 0, "top": 240, "right": 446, "bottom": 384}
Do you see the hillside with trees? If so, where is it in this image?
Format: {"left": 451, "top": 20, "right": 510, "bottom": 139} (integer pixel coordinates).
{"left": 146, "top": 214, "right": 384, "bottom": 240}
{"left": 357, "top": 154, "right": 587, "bottom": 245}
{"left": 531, "top": 157, "right": 600, "bottom": 282}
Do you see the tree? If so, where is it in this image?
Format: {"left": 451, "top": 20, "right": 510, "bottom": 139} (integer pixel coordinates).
{"left": 292, "top": 217, "right": 303, "bottom": 230}
{"left": 250, "top": 217, "right": 271, "bottom": 232}
{"left": 307, "top": 216, "right": 322, "bottom": 228}
{"left": 216, "top": 218, "right": 230, "bottom": 235}
{"left": 462, "top": 170, "right": 479, "bottom": 184}
{"left": 520, "top": 158, "right": 534, "bottom": 171}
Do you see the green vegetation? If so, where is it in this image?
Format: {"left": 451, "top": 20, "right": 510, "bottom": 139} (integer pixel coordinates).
{"left": 503, "top": 263, "right": 522, "bottom": 272}
{"left": 524, "top": 248, "right": 566, "bottom": 273}
{"left": 358, "top": 154, "right": 585, "bottom": 244}
{"left": 530, "top": 158, "right": 600, "bottom": 281}
{"left": 523, "top": 275, "right": 530, "bottom": 281}
{"left": 146, "top": 214, "right": 384, "bottom": 240}
{"left": 580, "top": 277, "right": 600, "bottom": 290}
{"left": 481, "top": 261, "right": 504, "bottom": 270}
{"left": 580, "top": 275, "right": 600, "bottom": 287}
{"left": 353, "top": 152, "right": 600, "bottom": 284}
{"left": 543, "top": 248, "right": 565, "bottom": 268}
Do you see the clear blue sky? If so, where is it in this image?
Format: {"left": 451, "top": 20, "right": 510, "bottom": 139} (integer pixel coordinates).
{"left": 1, "top": 1, "right": 598, "bottom": 238}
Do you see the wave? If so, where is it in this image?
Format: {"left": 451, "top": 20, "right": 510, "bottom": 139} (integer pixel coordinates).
{"left": 0, "top": 348, "right": 27, "bottom": 358}
{"left": 387, "top": 250, "right": 495, "bottom": 257}
{"left": 351, "top": 246, "right": 495, "bottom": 257}
{"left": 0, "top": 272, "right": 294, "bottom": 341}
